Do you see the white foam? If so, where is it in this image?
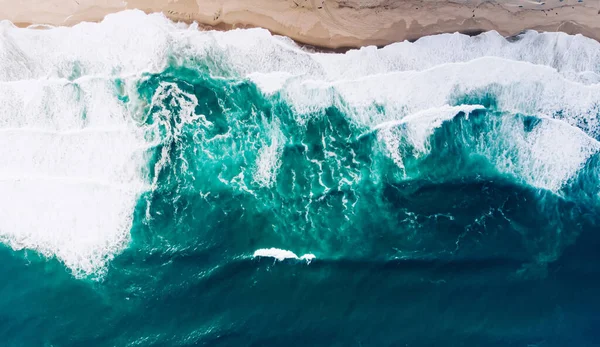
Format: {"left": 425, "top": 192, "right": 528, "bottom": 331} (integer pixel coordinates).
{"left": 479, "top": 116, "right": 600, "bottom": 192}
{"left": 253, "top": 248, "right": 316, "bottom": 263}
{"left": 247, "top": 72, "right": 295, "bottom": 95}
{"left": 144, "top": 81, "right": 205, "bottom": 197}
{"left": 0, "top": 13, "right": 167, "bottom": 276}
{"left": 277, "top": 58, "right": 600, "bottom": 191}
{"left": 0, "top": 11, "right": 172, "bottom": 81}
{"left": 253, "top": 119, "right": 285, "bottom": 188}
{"left": 371, "top": 105, "right": 485, "bottom": 169}
{"left": 0, "top": 79, "right": 151, "bottom": 278}
{"left": 371, "top": 103, "right": 600, "bottom": 191}
{"left": 2, "top": 10, "right": 600, "bottom": 275}
{"left": 275, "top": 57, "right": 600, "bottom": 124}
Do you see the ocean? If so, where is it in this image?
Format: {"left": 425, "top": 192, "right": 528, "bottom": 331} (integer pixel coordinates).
{"left": 1, "top": 9, "right": 600, "bottom": 346}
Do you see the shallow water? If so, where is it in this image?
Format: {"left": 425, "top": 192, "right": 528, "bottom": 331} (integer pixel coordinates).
{"left": 1, "top": 10, "right": 600, "bottom": 346}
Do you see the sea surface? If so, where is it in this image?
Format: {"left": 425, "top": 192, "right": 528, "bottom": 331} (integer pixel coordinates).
{"left": 1, "top": 10, "right": 600, "bottom": 346}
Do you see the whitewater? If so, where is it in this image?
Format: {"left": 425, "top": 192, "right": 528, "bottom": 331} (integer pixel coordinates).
{"left": 4, "top": 8, "right": 600, "bottom": 347}
{"left": 0, "top": 9, "right": 599, "bottom": 279}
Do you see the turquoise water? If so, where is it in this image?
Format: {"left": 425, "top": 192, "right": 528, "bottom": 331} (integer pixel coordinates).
{"left": 1, "top": 10, "right": 600, "bottom": 346}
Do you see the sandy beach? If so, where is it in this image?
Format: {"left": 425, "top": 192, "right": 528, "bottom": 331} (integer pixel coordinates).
{"left": 1, "top": 0, "right": 600, "bottom": 49}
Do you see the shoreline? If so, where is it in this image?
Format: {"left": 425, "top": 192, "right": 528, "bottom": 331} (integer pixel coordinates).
{"left": 2, "top": 0, "right": 600, "bottom": 49}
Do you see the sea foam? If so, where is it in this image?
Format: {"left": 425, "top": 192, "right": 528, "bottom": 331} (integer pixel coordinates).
{"left": 0, "top": 12, "right": 169, "bottom": 276}
{"left": 0, "top": 78, "right": 149, "bottom": 277}
{"left": 253, "top": 248, "right": 315, "bottom": 263}
{"left": 1, "top": 10, "right": 599, "bottom": 275}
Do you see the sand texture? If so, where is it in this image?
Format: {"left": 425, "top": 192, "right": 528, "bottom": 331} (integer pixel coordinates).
{"left": 1, "top": 0, "right": 600, "bottom": 48}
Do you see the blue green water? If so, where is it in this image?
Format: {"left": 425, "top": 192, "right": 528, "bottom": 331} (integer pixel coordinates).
{"left": 1, "top": 10, "right": 600, "bottom": 346}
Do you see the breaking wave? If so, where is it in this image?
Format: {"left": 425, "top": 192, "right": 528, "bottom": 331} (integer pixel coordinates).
{"left": 1, "top": 10, "right": 599, "bottom": 277}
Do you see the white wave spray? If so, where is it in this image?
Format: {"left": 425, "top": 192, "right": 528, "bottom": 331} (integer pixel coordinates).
{"left": 1, "top": 10, "right": 599, "bottom": 275}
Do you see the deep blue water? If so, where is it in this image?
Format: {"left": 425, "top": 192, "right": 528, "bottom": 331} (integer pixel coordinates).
{"left": 1, "top": 10, "right": 600, "bottom": 346}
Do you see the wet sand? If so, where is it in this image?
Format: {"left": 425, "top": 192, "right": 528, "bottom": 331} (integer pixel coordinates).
{"left": 1, "top": 0, "right": 600, "bottom": 48}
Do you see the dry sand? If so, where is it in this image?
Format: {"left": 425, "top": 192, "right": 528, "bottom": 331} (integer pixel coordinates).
{"left": 1, "top": 0, "right": 600, "bottom": 48}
